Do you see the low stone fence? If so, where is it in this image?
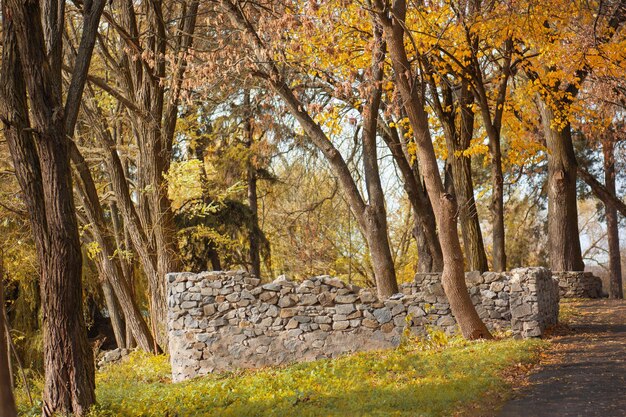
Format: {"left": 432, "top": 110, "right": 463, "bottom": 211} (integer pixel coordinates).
{"left": 167, "top": 267, "right": 559, "bottom": 381}
{"left": 553, "top": 271, "right": 603, "bottom": 298}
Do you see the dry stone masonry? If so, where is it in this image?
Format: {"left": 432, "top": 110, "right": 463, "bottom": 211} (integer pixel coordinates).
{"left": 167, "top": 267, "right": 559, "bottom": 381}
{"left": 553, "top": 271, "right": 603, "bottom": 298}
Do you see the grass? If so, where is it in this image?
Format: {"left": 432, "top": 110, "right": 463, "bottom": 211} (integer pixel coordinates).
{"left": 559, "top": 299, "right": 584, "bottom": 324}
{"left": 16, "top": 333, "right": 547, "bottom": 417}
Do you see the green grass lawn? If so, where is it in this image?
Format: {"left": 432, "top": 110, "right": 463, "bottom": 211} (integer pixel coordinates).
{"left": 16, "top": 335, "right": 547, "bottom": 417}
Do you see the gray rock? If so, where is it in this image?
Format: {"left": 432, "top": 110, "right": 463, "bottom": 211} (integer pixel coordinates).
{"left": 335, "top": 304, "right": 356, "bottom": 315}
{"left": 359, "top": 291, "right": 378, "bottom": 303}
{"left": 373, "top": 308, "right": 392, "bottom": 324}
{"left": 465, "top": 271, "right": 483, "bottom": 285}
{"left": 278, "top": 296, "right": 296, "bottom": 308}
{"left": 262, "top": 283, "right": 281, "bottom": 292}
{"left": 180, "top": 301, "right": 197, "bottom": 309}
{"left": 335, "top": 294, "right": 358, "bottom": 303}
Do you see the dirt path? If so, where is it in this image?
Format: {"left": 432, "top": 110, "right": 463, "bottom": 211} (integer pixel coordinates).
{"left": 497, "top": 299, "right": 626, "bottom": 417}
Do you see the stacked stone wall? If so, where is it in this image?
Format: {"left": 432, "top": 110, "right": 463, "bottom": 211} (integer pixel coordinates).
{"left": 167, "top": 267, "right": 559, "bottom": 382}
{"left": 554, "top": 271, "right": 603, "bottom": 298}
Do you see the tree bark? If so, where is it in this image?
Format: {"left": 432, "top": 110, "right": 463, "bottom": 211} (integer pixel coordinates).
{"left": 0, "top": 262, "right": 18, "bottom": 417}
{"left": 1, "top": 1, "right": 100, "bottom": 412}
{"left": 109, "top": 201, "right": 137, "bottom": 348}
{"left": 379, "top": 122, "right": 444, "bottom": 272}
{"left": 101, "top": 278, "right": 127, "bottom": 348}
{"left": 243, "top": 91, "right": 262, "bottom": 279}
{"left": 603, "top": 138, "right": 623, "bottom": 299}
{"left": 359, "top": 22, "right": 398, "bottom": 296}
{"left": 71, "top": 142, "right": 158, "bottom": 352}
{"left": 376, "top": 0, "right": 491, "bottom": 339}
{"left": 474, "top": 77, "right": 508, "bottom": 272}
{"left": 528, "top": 1, "right": 626, "bottom": 273}
{"left": 538, "top": 102, "right": 585, "bottom": 272}
{"left": 426, "top": 76, "right": 488, "bottom": 272}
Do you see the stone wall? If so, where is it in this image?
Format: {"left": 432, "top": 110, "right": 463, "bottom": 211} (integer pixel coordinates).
{"left": 167, "top": 267, "right": 559, "bottom": 382}
{"left": 553, "top": 271, "right": 603, "bottom": 298}
{"left": 509, "top": 268, "right": 560, "bottom": 337}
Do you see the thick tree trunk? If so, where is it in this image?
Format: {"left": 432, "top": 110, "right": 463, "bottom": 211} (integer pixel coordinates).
{"left": 539, "top": 102, "right": 584, "bottom": 271}
{"left": 603, "top": 138, "right": 623, "bottom": 299}
{"left": 35, "top": 100, "right": 96, "bottom": 417}
{"left": 377, "top": 0, "right": 491, "bottom": 339}
{"left": 0, "top": 265, "right": 18, "bottom": 417}
{"left": 1, "top": 5, "right": 97, "bottom": 413}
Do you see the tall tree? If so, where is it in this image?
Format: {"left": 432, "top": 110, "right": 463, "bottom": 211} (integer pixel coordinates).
{"left": 373, "top": 0, "right": 492, "bottom": 339}
{"left": 0, "top": 0, "right": 105, "bottom": 413}
{"left": 525, "top": 0, "right": 626, "bottom": 271}
{"left": 424, "top": 72, "right": 488, "bottom": 272}
{"left": 219, "top": 0, "right": 400, "bottom": 296}
{"left": 77, "top": 0, "right": 200, "bottom": 346}
{"left": 379, "top": 120, "right": 444, "bottom": 273}
{"left": 602, "top": 133, "right": 624, "bottom": 298}
{"left": 243, "top": 91, "right": 262, "bottom": 279}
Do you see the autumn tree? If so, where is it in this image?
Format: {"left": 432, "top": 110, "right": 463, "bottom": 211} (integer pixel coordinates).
{"left": 520, "top": 0, "right": 626, "bottom": 271}
{"left": 213, "top": 0, "right": 402, "bottom": 296}
{"left": 576, "top": 80, "right": 626, "bottom": 298}
{"left": 372, "top": 0, "right": 492, "bottom": 339}
{"left": 0, "top": 0, "right": 105, "bottom": 413}
{"left": 71, "top": 0, "right": 201, "bottom": 347}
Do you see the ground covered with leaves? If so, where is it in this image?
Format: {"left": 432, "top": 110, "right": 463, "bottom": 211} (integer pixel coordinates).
{"left": 16, "top": 334, "right": 547, "bottom": 417}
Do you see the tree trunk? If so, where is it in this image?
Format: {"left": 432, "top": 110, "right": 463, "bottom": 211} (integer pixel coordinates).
{"left": 222, "top": 0, "right": 400, "bottom": 296}
{"left": 603, "top": 138, "right": 623, "bottom": 299}
{"left": 0, "top": 261, "right": 18, "bottom": 417}
{"left": 538, "top": 102, "right": 584, "bottom": 272}
{"left": 71, "top": 142, "right": 157, "bottom": 352}
{"left": 1, "top": 3, "right": 98, "bottom": 413}
{"left": 101, "top": 278, "right": 127, "bottom": 348}
{"left": 109, "top": 201, "right": 137, "bottom": 348}
{"left": 360, "top": 22, "right": 398, "bottom": 296}
{"left": 377, "top": 0, "right": 491, "bottom": 339}
{"left": 463, "top": 33, "right": 512, "bottom": 272}
{"left": 433, "top": 80, "right": 488, "bottom": 272}
{"left": 247, "top": 167, "right": 261, "bottom": 278}
{"left": 243, "top": 91, "right": 262, "bottom": 279}
{"left": 489, "top": 136, "right": 506, "bottom": 272}
{"left": 34, "top": 91, "right": 96, "bottom": 417}
{"left": 380, "top": 123, "right": 443, "bottom": 272}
